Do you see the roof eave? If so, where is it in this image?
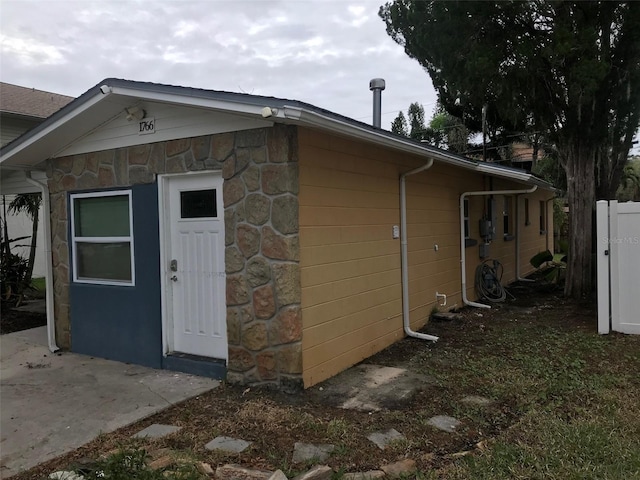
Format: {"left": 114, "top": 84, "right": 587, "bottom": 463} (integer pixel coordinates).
{"left": 284, "top": 106, "right": 556, "bottom": 191}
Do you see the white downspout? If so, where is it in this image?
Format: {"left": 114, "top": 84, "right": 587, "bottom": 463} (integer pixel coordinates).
{"left": 460, "top": 185, "right": 538, "bottom": 309}
{"left": 400, "top": 160, "right": 439, "bottom": 342}
{"left": 515, "top": 194, "right": 534, "bottom": 282}
{"left": 25, "top": 172, "right": 59, "bottom": 353}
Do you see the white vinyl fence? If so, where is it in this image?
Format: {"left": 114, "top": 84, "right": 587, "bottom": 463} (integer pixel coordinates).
{"left": 597, "top": 200, "right": 640, "bottom": 335}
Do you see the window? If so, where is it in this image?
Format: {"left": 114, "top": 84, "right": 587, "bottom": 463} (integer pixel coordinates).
{"left": 524, "top": 198, "right": 530, "bottom": 226}
{"left": 180, "top": 189, "right": 217, "bottom": 218}
{"left": 539, "top": 200, "right": 547, "bottom": 234}
{"left": 463, "top": 198, "right": 470, "bottom": 239}
{"left": 463, "top": 198, "right": 478, "bottom": 247}
{"left": 70, "top": 191, "right": 134, "bottom": 285}
{"left": 503, "top": 196, "right": 513, "bottom": 240}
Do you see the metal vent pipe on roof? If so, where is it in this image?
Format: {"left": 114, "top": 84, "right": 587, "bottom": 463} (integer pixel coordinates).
{"left": 369, "top": 78, "right": 385, "bottom": 128}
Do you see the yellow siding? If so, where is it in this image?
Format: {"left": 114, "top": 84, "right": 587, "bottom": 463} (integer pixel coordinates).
{"left": 298, "top": 127, "right": 553, "bottom": 387}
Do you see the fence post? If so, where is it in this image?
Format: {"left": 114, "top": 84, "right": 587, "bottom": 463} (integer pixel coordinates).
{"left": 596, "top": 200, "right": 610, "bottom": 334}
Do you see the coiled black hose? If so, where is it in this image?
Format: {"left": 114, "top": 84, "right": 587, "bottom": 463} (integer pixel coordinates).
{"left": 475, "top": 259, "right": 507, "bottom": 303}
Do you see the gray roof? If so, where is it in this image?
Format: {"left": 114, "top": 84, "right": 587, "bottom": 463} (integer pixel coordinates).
{"left": 0, "top": 82, "right": 74, "bottom": 119}
{"left": 0, "top": 78, "right": 556, "bottom": 192}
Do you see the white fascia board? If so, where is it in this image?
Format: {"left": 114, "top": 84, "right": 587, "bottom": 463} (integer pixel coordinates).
{"left": 0, "top": 92, "right": 110, "bottom": 165}
{"left": 476, "top": 163, "right": 530, "bottom": 181}
{"left": 283, "top": 106, "right": 477, "bottom": 168}
{"left": 110, "top": 86, "right": 278, "bottom": 118}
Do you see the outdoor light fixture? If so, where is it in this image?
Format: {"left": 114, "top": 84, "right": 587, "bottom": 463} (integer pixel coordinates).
{"left": 261, "top": 106, "right": 278, "bottom": 118}
{"left": 125, "top": 106, "right": 146, "bottom": 121}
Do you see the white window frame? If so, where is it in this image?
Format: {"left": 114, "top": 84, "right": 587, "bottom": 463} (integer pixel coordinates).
{"left": 70, "top": 190, "right": 135, "bottom": 286}
{"left": 463, "top": 198, "right": 470, "bottom": 239}
{"left": 503, "top": 196, "right": 513, "bottom": 238}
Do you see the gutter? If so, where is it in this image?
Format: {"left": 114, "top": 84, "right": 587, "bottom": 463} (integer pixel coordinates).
{"left": 399, "top": 161, "right": 439, "bottom": 342}
{"left": 24, "top": 172, "right": 59, "bottom": 353}
{"left": 460, "top": 186, "right": 538, "bottom": 309}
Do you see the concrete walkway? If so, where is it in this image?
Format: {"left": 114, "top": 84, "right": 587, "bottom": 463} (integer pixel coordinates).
{"left": 0, "top": 327, "right": 218, "bottom": 478}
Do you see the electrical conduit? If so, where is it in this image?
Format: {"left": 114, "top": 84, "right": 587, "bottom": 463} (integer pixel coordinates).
{"left": 460, "top": 186, "right": 538, "bottom": 309}
{"left": 400, "top": 161, "right": 439, "bottom": 342}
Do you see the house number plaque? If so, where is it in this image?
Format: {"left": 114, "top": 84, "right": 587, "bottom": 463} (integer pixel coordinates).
{"left": 138, "top": 117, "right": 155, "bottom": 135}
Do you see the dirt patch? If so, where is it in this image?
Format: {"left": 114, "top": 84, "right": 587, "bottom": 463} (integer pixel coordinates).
{"left": 0, "top": 308, "right": 46, "bottom": 335}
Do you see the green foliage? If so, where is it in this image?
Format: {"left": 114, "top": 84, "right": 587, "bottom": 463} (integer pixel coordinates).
{"left": 82, "top": 447, "right": 204, "bottom": 480}
{"left": 0, "top": 250, "right": 28, "bottom": 306}
{"left": 530, "top": 248, "right": 568, "bottom": 284}
{"left": 8, "top": 193, "right": 41, "bottom": 220}
{"left": 532, "top": 156, "right": 566, "bottom": 192}
{"left": 390, "top": 111, "right": 408, "bottom": 136}
{"left": 392, "top": 101, "right": 471, "bottom": 152}
{"left": 407, "top": 102, "right": 426, "bottom": 140}
{"left": 616, "top": 156, "right": 640, "bottom": 201}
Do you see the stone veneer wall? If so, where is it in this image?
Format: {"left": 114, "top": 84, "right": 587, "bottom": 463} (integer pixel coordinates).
{"left": 46, "top": 125, "right": 303, "bottom": 390}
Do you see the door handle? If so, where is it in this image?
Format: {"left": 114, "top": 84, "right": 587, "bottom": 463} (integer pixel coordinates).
{"left": 170, "top": 275, "right": 178, "bottom": 282}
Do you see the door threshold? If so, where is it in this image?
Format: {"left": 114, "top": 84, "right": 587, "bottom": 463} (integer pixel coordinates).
{"left": 162, "top": 352, "right": 226, "bottom": 380}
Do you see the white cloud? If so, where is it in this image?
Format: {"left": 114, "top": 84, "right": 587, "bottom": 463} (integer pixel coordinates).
{"left": 0, "top": 35, "right": 67, "bottom": 66}
{"left": 0, "top": 0, "right": 438, "bottom": 129}
{"left": 173, "top": 20, "right": 199, "bottom": 38}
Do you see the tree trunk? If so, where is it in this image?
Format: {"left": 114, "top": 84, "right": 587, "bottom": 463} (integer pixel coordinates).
{"left": 563, "top": 141, "right": 596, "bottom": 299}
{"left": 23, "top": 203, "right": 39, "bottom": 289}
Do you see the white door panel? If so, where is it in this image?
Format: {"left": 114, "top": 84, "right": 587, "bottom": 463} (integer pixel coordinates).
{"left": 166, "top": 174, "right": 227, "bottom": 358}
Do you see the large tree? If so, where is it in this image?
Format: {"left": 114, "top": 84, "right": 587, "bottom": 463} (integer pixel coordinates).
{"left": 380, "top": 1, "right": 640, "bottom": 299}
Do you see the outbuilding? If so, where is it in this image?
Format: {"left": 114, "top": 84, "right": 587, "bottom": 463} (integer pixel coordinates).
{"left": 0, "top": 79, "right": 555, "bottom": 390}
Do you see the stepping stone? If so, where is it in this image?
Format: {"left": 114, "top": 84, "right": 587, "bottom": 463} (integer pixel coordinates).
{"left": 216, "top": 464, "right": 273, "bottom": 480}
{"left": 366, "top": 428, "right": 405, "bottom": 450}
{"left": 461, "top": 395, "right": 492, "bottom": 406}
{"left": 131, "top": 424, "right": 181, "bottom": 439}
{"left": 292, "top": 465, "right": 333, "bottom": 480}
{"left": 291, "top": 442, "right": 335, "bottom": 464}
{"left": 49, "top": 473, "right": 85, "bottom": 480}
{"left": 205, "top": 436, "right": 252, "bottom": 453}
{"left": 268, "top": 470, "right": 288, "bottom": 480}
{"left": 380, "top": 459, "right": 416, "bottom": 477}
{"left": 427, "top": 415, "right": 461, "bottom": 433}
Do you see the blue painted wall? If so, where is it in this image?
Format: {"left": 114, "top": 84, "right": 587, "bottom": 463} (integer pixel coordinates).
{"left": 70, "top": 183, "right": 162, "bottom": 368}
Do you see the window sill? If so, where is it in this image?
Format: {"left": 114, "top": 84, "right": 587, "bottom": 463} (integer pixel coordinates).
{"left": 503, "top": 234, "right": 515, "bottom": 242}
{"left": 465, "top": 238, "right": 478, "bottom": 248}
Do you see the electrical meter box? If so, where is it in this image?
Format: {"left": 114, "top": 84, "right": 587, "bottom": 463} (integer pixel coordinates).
{"left": 479, "top": 219, "right": 494, "bottom": 239}
{"left": 479, "top": 243, "right": 490, "bottom": 259}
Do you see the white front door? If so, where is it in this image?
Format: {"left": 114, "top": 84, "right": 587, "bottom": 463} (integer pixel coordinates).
{"left": 165, "top": 174, "right": 227, "bottom": 359}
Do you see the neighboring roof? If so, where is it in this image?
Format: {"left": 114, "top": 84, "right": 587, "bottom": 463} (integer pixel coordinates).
{"left": 0, "top": 82, "right": 74, "bottom": 119}
{"left": 0, "top": 78, "right": 556, "bottom": 191}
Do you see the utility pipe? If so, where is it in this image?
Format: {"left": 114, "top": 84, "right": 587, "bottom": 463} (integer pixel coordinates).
{"left": 460, "top": 186, "right": 538, "bottom": 309}
{"left": 400, "top": 160, "right": 439, "bottom": 342}
{"left": 25, "top": 172, "right": 59, "bottom": 353}
{"left": 515, "top": 194, "right": 534, "bottom": 282}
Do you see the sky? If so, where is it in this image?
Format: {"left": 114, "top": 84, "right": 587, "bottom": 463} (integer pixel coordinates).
{"left": 0, "top": 0, "right": 439, "bottom": 130}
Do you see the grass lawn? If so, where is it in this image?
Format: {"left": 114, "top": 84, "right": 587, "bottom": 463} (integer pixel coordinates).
{"left": 11, "top": 282, "right": 640, "bottom": 480}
